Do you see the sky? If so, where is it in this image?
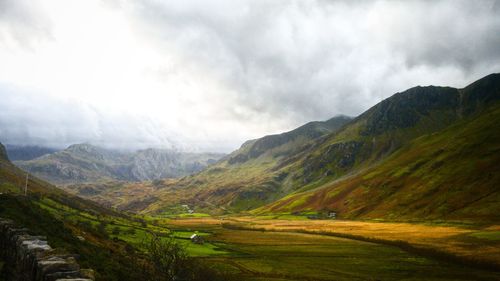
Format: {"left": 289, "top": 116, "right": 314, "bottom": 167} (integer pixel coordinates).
{"left": 0, "top": 0, "right": 499, "bottom": 152}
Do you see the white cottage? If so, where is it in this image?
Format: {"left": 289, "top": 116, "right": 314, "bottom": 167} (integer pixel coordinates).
{"left": 190, "top": 233, "right": 204, "bottom": 244}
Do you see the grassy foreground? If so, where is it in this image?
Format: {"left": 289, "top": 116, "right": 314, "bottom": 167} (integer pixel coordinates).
{"left": 2, "top": 189, "right": 500, "bottom": 280}
{"left": 165, "top": 216, "right": 500, "bottom": 281}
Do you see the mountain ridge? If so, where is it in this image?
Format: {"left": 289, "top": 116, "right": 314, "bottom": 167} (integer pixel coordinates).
{"left": 258, "top": 101, "right": 500, "bottom": 220}
{"left": 14, "top": 143, "right": 225, "bottom": 185}
{"left": 227, "top": 115, "right": 353, "bottom": 164}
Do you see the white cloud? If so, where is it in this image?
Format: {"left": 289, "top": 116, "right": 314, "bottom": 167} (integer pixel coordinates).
{"left": 0, "top": 0, "right": 499, "bottom": 152}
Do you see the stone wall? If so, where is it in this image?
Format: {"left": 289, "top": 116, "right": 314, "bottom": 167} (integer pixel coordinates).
{"left": 0, "top": 218, "right": 94, "bottom": 281}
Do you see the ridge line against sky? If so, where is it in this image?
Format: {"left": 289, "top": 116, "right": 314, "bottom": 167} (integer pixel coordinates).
{"left": 0, "top": 0, "right": 499, "bottom": 152}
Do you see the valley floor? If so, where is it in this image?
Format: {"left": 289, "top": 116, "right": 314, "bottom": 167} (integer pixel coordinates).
{"left": 166, "top": 216, "right": 500, "bottom": 281}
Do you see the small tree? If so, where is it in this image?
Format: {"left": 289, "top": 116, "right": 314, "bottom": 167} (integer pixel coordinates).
{"left": 144, "top": 235, "right": 189, "bottom": 281}
{"left": 143, "top": 235, "right": 231, "bottom": 281}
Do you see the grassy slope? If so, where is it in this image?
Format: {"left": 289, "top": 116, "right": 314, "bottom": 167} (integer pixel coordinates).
{"left": 0, "top": 152, "right": 144, "bottom": 280}
{"left": 258, "top": 102, "right": 500, "bottom": 221}
{"left": 0, "top": 195, "right": 147, "bottom": 280}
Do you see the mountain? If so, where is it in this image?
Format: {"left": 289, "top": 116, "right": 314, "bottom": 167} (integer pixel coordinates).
{"left": 129, "top": 148, "right": 222, "bottom": 181}
{"left": 74, "top": 73, "right": 500, "bottom": 222}
{"left": 259, "top": 99, "right": 500, "bottom": 220}
{"left": 4, "top": 144, "right": 59, "bottom": 161}
{"left": 0, "top": 143, "right": 121, "bottom": 215}
{"left": 256, "top": 73, "right": 500, "bottom": 221}
{"left": 14, "top": 144, "right": 225, "bottom": 185}
{"left": 227, "top": 115, "right": 352, "bottom": 164}
{"left": 64, "top": 115, "right": 354, "bottom": 212}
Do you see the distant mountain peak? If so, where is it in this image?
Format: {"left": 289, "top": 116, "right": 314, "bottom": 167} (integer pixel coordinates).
{"left": 66, "top": 143, "right": 102, "bottom": 152}
{"left": 14, "top": 144, "right": 225, "bottom": 184}
{"left": 227, "top": 115, "right": 353, "bottom": 164}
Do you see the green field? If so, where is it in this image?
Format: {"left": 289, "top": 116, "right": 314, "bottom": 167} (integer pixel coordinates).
{"left": 39, "top": 197, "right": 500, "bottom": 280}
{"left": 30, "top": 196, "right": 227, "bottom": 256}
{"left": 165, "top": 219, "right": 500, "bottom": 281}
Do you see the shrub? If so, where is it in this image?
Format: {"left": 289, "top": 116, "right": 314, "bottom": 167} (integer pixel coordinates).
{"left": 143, "top": 235, "right": 226, "bottom": 281}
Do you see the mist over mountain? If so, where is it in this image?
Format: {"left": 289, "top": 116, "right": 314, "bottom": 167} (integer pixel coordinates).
{"left": 14, "top": 143, "right": 224, "bottom": 185}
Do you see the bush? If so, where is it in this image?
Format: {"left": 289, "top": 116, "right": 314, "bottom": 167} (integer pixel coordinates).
{"left": 143, "top": 235, "right": 225, "bottom": 281}
{"left": 143, "top": 236, "right": 188, "bottom": 281}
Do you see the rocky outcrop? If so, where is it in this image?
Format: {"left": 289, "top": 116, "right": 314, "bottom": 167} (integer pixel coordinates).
{"left": 0, "top": 218, "right": 94, "bottom": 281}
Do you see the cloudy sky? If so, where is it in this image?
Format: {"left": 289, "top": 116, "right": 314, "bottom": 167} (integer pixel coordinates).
{"left": 0, "top": 0, "right": 499, "bottom": 152}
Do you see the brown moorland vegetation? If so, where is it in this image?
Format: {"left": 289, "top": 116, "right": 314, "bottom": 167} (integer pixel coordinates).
{"left": 169, "top": 216, "right": 500, "bottom": 270}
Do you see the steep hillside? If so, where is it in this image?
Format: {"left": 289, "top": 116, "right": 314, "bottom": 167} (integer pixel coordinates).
{"left": 14, "top": 143, "right": 224, "bottom": 184}
{"left": 256, "top": 73, "right": 500, "bottom": 220}
{"left": 258, "top": 101, "right": 500, "bottom": 221}
{"left": 0, "top": 142, "right": 147, "bottom": 280}
{"left": 0, "top": 143, "right": 125, "bottom": 216}
{"left": 227, "top": 115, "right": 352, "bottom": 164}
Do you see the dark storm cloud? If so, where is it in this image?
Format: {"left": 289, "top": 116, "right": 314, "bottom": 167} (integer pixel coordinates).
{"left": 383, "top": 1, "right": 500, "bottom": 71}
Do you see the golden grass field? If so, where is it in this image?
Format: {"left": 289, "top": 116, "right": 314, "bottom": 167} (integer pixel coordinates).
{"left": 168, "top": 216, "right": 500, "bottom": 268}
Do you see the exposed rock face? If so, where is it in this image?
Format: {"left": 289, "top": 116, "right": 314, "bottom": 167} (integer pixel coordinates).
{"left": 0, "top": 217, "right": 93, "bottom": 281}
{"left": 360, "top": 86, "right": 460, "bottom": 135}
{"left": 128, "top": 148, "right": 222, "bottom": 181}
